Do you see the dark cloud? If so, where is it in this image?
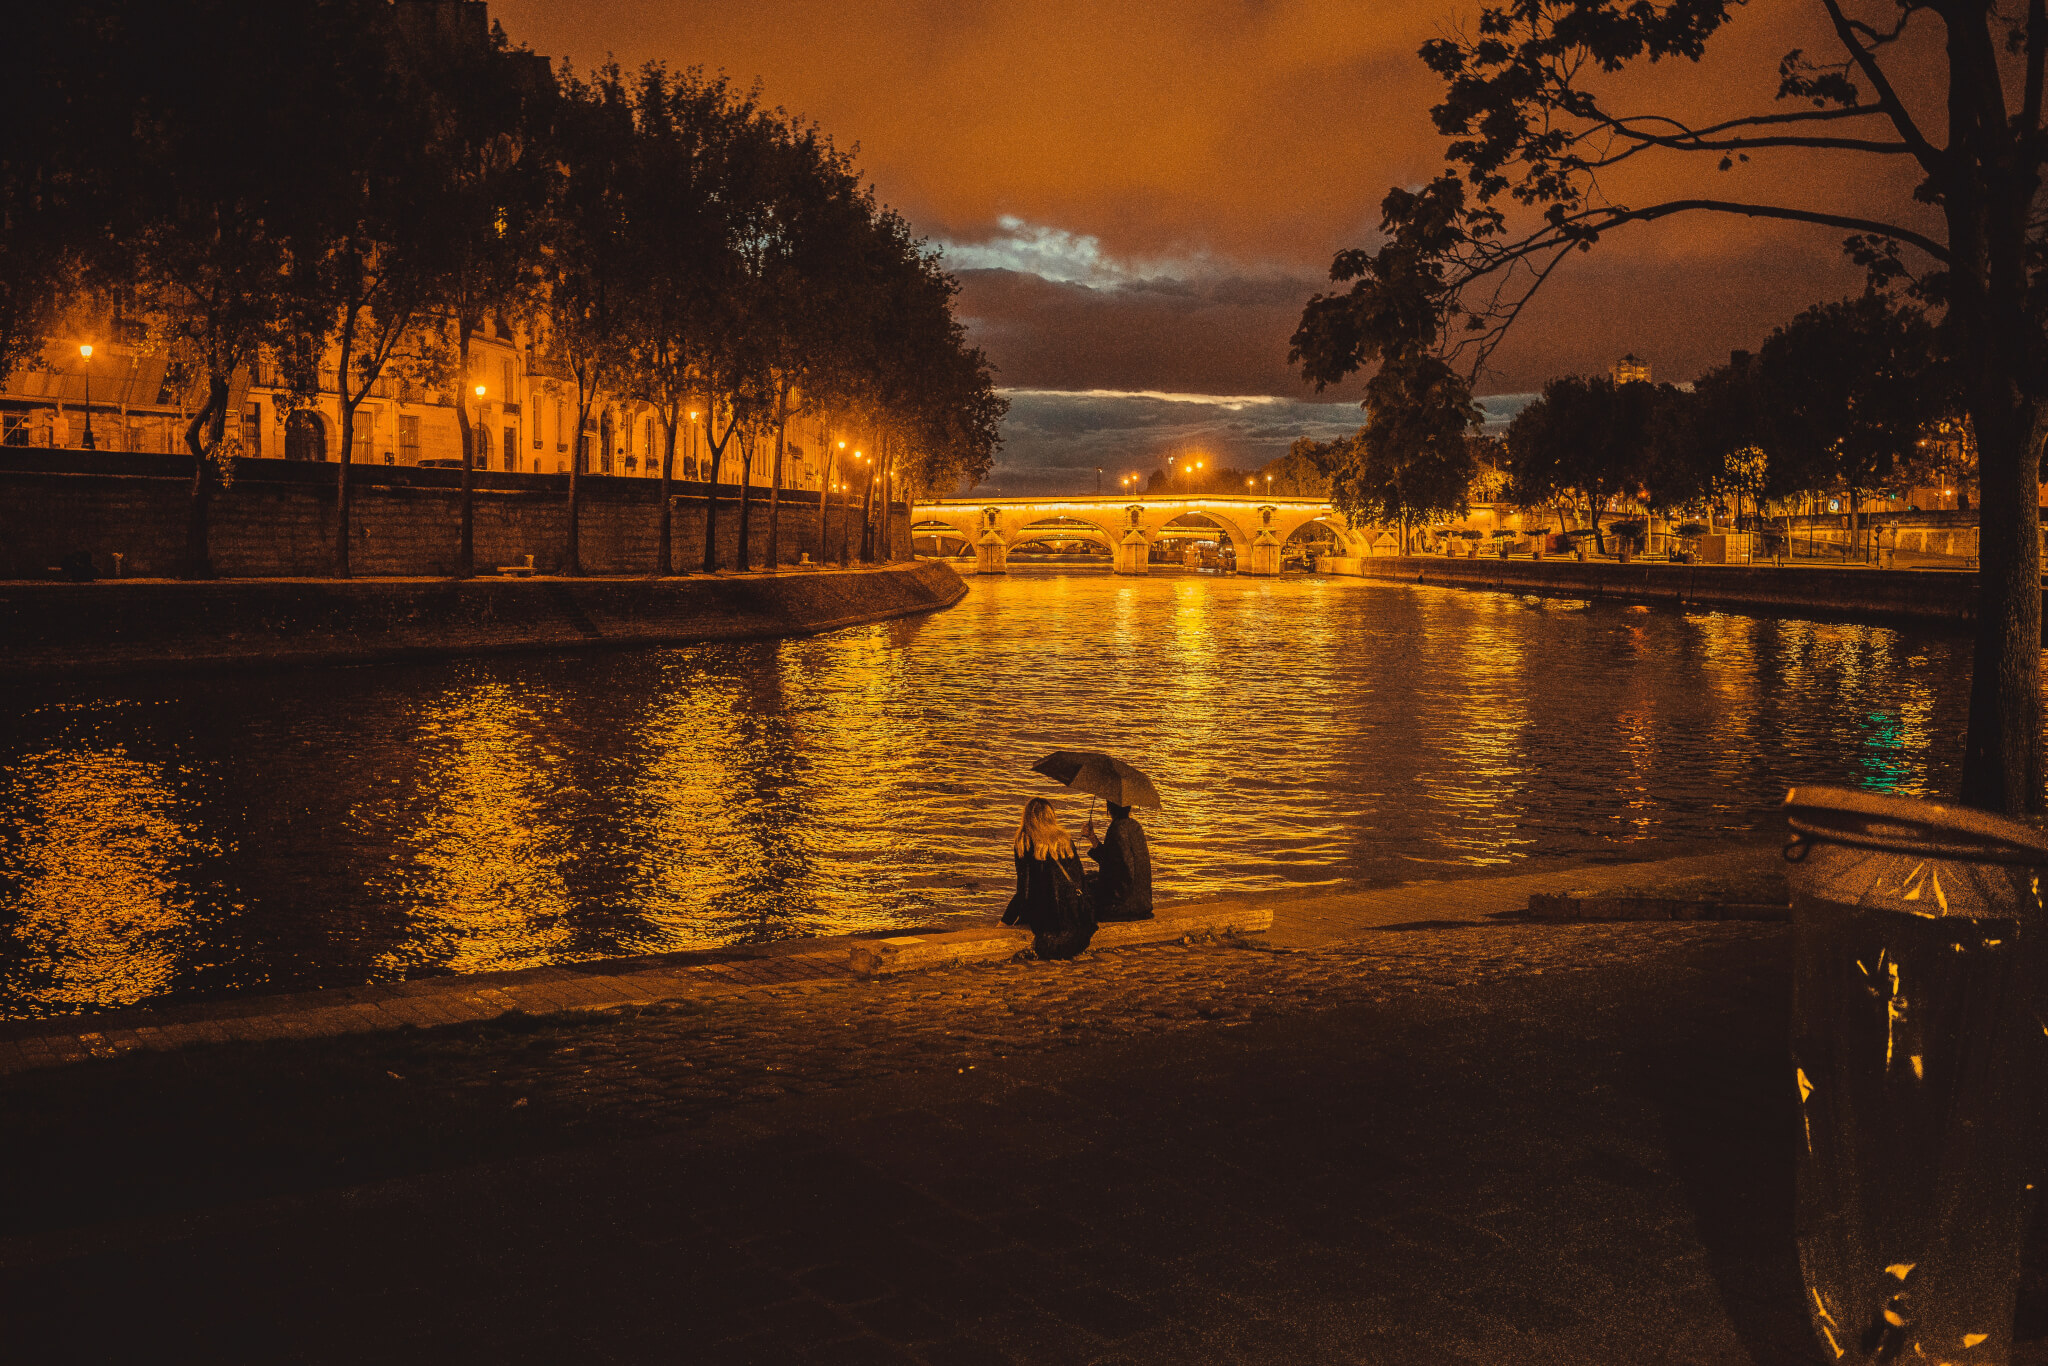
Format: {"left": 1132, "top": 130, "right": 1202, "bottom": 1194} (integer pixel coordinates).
{"left": 488, "top": 0, "right": 1940, "bottom": 488}
{"left": 971, "top": 390, "right": 1532, "bottom": 497}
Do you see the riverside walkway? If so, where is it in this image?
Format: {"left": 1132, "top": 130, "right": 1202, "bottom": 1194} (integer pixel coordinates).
{"left": 0, "top": 840, "right": 1974, "bottom": 1365}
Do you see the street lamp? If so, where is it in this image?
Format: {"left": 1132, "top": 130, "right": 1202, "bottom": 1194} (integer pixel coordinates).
{"left": 78, "top": 344, "right": 95, "bottom": 450}
{"left": 1096, "top": 466, "right": 1103, "bottom": 495}
{"left": 473, "top": 384, "right": 486, "bottom": 469}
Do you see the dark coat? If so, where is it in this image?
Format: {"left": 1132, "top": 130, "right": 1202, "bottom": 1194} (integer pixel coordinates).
{"left": 1088, "top": 814, "right": 1153, "bottom": 921}
{"left": 1004, "top": 848, "right": 1095, "bottom": 959}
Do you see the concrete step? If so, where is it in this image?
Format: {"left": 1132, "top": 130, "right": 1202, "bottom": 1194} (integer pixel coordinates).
{"left": 848, "top": 901, "right": 1275, "bottom": 978}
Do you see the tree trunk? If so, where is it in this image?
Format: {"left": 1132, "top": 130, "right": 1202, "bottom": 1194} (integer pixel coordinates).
{"left": 1960, "top": 397, "right": 2044, "bottom": 813}
{"left": 336, "top": 399, "right": 355, "bottom": 578}
{"left": 736, "top": 429, "right": 753, "bottom": 571}
{"left": 838, "top": 456, "right": 852, "bottom": 565}
{"left": 767, "top": 387, "right": 788, "bottom": 569}
{"left": 859, "top": 454, "right": 877, "bottom": 563}
{"left": 566, "top": 388, "right": 592, "bottom": 577}
{"left": 178, "top": 376, "right": 227, "bottom": 580}
{"left": 816, "top": 442, "right": 835, "bottom": 564}
{"left": 657, "top": 415, "right": 676, "bottom": 575}
{"left": 879, "top": 432, "right": 894, "bottom": 562}
{"left": 456, "top": 324, "right": 474, "bottom": 579}
{"left": 703, "top": 408, "right": 725, "bottom": 573}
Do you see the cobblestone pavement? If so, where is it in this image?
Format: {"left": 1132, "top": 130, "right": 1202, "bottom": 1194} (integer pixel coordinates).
{"left": 3, "top": 919, "right": 2043, "bottom": 1365}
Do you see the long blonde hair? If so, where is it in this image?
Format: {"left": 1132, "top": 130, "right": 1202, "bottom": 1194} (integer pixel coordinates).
{"left": 1013, "top": 797, "right": 1075, "bottom": 860}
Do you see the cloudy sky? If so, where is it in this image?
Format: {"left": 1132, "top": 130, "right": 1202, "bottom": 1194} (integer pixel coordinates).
{"left": 493, "top": 0, "right": 1937, "bottom": 494}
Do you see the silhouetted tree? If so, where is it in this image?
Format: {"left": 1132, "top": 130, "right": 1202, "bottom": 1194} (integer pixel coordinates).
{"left": 1755, "top": 295, "right": 1946, "bottom": 545}
{"left": 1340, "top": 354, "right": 1481, "bottom": 549}
{"left": 1291, "top": 0, "right": 2048, "bottom": 809}
{"left": 414, "top": 17, "right": 552, "bottom": 577}
{"left": 1504, "top": 375, "right": 1662, "bottom": 550}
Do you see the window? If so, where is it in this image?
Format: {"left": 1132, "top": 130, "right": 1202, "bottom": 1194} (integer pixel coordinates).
{"left": 399, "top": 414, "right": 421, "bottom": 464}
{"left": 245, "top": 404, "right": 262, "bottom": 457}
{"left": 353, "top": 415, "right": 374, "bottom": 464}
{"left": 478, "top": 425, "right": 494, "bottom": 465}
{"left": 504, "top": 426, "right": 518, "bottom": 472}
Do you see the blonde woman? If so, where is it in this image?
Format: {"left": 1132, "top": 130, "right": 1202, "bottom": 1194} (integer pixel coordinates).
{"left": 1002, "top": 797, "right": 1097, "bottom": 960}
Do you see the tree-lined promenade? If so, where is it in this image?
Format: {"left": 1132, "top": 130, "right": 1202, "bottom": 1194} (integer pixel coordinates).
{"left": 1, "top": 3, "right": 1004, "bottom": 580}
{"left": 1290, "top": 0, "right": 2048, "bottom": 814}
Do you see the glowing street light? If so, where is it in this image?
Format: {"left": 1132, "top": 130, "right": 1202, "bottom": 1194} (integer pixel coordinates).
{"left": 78, "top": 344, "right": 95, "bottom": 450}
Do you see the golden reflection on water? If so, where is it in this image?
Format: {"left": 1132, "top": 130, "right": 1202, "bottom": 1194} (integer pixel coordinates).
{"left": 0, "top": 750, "right": 198, "bottom": 1009}
{"left": 389, "top": 685, "right": 575, "bottom": 975}
{"left": 0, "top": 572, "right": 2000, "bottom": 1020}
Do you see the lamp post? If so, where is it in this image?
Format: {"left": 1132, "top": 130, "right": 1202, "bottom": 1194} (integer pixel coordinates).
{"left": 78, "top": 344, "right": 95, "bottom": 450}
{"left": 1266, "top": 472, "right": 1273, "bottom": 496}
{"left": 1095, "top": 466, "right": 1103, "bottom": 495}
{"left": 473, "top": 384, "right": 486, "bottom": 470}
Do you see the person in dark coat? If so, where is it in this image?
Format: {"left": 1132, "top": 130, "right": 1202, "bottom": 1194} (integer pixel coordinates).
{"left": 1082, "top": 801, "right": 1153, "bottom": 921}
{"left": 1002, "top": 797, "right": 1095, "bottom": 960}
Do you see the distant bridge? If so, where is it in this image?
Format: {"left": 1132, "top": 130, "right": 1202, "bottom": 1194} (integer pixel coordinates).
{"left": 911, "top": 495, "right": 1380, "bottom": 574}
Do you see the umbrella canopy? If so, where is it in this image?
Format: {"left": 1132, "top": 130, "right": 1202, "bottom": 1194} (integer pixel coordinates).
{"left": 1030, "top": 750, "right": 1162, "bottom": 809}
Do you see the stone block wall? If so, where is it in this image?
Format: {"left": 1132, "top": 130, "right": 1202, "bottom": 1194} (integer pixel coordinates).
{"left": 0, "top": 450, "right": 909, "bottom": 578}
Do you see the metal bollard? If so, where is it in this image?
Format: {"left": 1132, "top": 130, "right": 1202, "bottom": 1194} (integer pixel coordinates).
{"left": 1784, "top": 786, "right": 2048, "bottom": 1365}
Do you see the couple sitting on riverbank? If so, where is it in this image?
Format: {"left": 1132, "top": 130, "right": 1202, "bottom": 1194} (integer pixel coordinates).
{"left": 1002, "top": 797, "right": 1153, "bottom": 959}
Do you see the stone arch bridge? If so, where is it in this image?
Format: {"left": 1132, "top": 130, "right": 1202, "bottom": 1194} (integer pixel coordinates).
{"left": 911, "top": 496, "right": 1374, "bottom": 575}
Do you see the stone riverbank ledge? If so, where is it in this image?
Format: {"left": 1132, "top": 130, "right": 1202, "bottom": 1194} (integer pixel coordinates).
{"left": 0, "top": 842, "right": 1783, "bottom": 1075}
{"left": 0, "top": 559, "right": 965, "bottom": 682}
{"left": 1320, "top": 553, "right": 2021, "bottom": 631}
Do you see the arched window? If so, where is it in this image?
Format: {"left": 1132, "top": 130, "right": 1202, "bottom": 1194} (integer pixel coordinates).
{"left": 284, "top": 410, "right": 327, "bottom": 462}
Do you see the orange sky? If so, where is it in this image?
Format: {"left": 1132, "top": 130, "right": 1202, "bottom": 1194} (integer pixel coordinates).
{"left": 490, "top": 0, "right": 1948, "bottom": 481}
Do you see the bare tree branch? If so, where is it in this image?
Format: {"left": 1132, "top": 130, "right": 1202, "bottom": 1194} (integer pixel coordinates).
{"left": 1817, "top": 0, "right": 1942, "bottom": 172}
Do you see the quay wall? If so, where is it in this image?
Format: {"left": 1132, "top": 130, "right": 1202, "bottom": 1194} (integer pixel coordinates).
{"left": 0, "top": 449, "right": 907, "bottom": 579}
{"left": 1319, "top": 554, "right": 2000, "bottom": 629}
{"left": 0, "top": 560, "right": 966, "bottom": 682}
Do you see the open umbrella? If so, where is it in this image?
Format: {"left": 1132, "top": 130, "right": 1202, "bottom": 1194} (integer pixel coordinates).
{"left": 1030, "top": 750, "right": 1162, "bottom": 809}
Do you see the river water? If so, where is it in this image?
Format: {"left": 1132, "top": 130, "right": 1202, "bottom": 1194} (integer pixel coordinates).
{"left": 0, "top": 571, "right": 1976, "bottom": 1020}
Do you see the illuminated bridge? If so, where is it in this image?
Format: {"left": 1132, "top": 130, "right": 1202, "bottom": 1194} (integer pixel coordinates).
{"left": 911, "top": 495, "right": 1379, "bottom": 574}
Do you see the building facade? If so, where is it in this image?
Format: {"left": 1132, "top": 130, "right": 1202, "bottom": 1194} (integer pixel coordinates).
{"left": 1, "top": 325, "right": 850, "bottom": 497}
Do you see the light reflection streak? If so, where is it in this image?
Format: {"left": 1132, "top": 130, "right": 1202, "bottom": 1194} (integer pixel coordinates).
{"left": 0, "top": 573, "right": 2005, "bottom": 1019}
{"left": 0, "top": 750, "right": 200, "bottom": 1009}
{"left": 386, "top": 685, "right": 575, "bottom": 975}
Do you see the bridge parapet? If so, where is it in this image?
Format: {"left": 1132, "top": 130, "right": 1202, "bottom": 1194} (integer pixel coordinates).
{"left": 912, "top": 495, "right": 1372, "bottom": 573}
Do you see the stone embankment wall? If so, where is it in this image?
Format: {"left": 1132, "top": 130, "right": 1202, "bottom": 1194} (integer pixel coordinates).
{"left": 0, "top": 449, "right": 907, "bottom": 578}
{"left": 1320, "top": 554, "right": 2000, "bottom": 629}
{"left": 0, "top": 559, "right": 966, "bottom": 681}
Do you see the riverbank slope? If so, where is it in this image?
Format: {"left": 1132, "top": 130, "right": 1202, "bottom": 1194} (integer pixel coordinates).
{"left": 1322, "top": 552, "right": 2003, "bottom": 629}
{"left": 0, "top": 560, "right": 966, "bottom": 682}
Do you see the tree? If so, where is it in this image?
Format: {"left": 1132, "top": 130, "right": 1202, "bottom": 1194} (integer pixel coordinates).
{"left": 113, "top": 1, "right": 341, "bottom": 578}
{"left": 296, "top": 4, "right": 445, "bottom": 577}
{"left": 1259, "top": 439, "right": 1336, "bottom": 498}
{"left": 618, "top": 65, "right": 750, "bottom": 575}
{"left": 414, "top": 17, "right": 552, "bottom": 578}
{"left": 1754, "top": 295, "right": 1945, "bottom": 549}
{"left": 0, "top": 10, "right": 120, "bottom": 389}
{"left": 1338, "top": 354, "right": 1482, "bottom": 549}
{"left": 1292, "top": 0, "right": 2048, "bottom": 811}
{"left": 1503, "top": 374, "right": 1661, "bottom": 550}
{"left": 544, "top": 64, "right": 638, "bottom": 575}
